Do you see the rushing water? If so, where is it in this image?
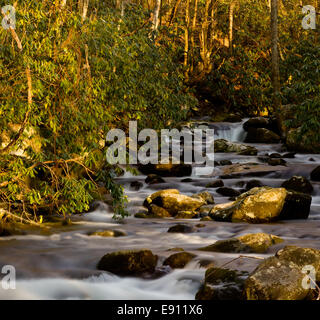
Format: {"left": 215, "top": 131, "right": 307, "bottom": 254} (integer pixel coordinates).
{"left": 0, "top": 120, "right": 319, "bottom": 300}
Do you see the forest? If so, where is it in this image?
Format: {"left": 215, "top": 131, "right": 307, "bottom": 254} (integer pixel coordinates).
{"left": 0, "top": 0, "right": 320, "bottom": 301}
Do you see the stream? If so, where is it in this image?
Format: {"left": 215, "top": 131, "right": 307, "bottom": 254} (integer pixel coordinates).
{"left": 0, "top": 119, "right": 319, "bottom": 300}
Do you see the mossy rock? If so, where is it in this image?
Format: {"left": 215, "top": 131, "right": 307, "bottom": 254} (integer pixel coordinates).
{"left": 245, "top": 246, "right": 320, "bottom": 300}
{"left": 199, "top": 233, "right": 283, "bottom": 254}
{"left": 89, "top": 229, "right": 127, "bottom": 237}
{"left": 163, "top": 252, "right": 196, "bottom": 269}
{"left": 97, "top": 250, "right": 158, "bottom": 276}
{"left": 175, "top": 211, "right": 197, "bottom": 219}
{"left": 196, "top": 267, "right": 249, "bottom": 300}
{"left": 149, "top": 204, "right": 172, "bottom": 218}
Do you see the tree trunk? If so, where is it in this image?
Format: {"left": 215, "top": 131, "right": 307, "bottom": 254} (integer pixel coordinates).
{"left": 184, "top": 0, "right": 190, "bottom": 80}
{"left": 78, "top": 0, "right": 89, "bottom": 21}
{"left": 190, "top": 0, "right": 198, "bottom": 72}
{"left": 271, "top": 0, "right": 280, "bottom": 110}
{"left": 229, "top": 1, "right": 236, "bottom": 55}
{"left": 152, "top": 0, "right": 161, "bottom": 30}
{"left": 168, "top": 0, "right": 182, "bottom": 26}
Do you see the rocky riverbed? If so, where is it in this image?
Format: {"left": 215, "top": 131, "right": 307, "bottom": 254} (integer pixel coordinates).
{"left": 0, "top": 118, "right": 319, "bottom": 300}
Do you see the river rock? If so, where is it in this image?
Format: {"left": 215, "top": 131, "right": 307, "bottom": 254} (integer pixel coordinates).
{"left": 149, "top": 204, "right": 172, "bottom": 218}
{"left": 175, "top": 211, "right": 197, "bottom": 219}
{"left": 138, "top": 163, "right": 192, "bottom": 177}
{"left": 245, "top": 246, "right": 320, "bottom": 300}
{"left": 214, "top": 139, "right": 258, "bottom": 155}
{"left": 168, "top": 224, "right": 195, "bottom": 233}
{"left": 89, "top": 230, "right": 127, "bottom": 237}
{"left": 310, "top": 166, "right": 320, "bottom": 181}
{"left": 196, "top": 267, "right": 249, "bottom": 300}
{"left": 163, "top": 252, "right": 196, "bottom": 269}
{"left": 216, "top": 187, "right": 241, "bottom": 197}
{"left": 245, "top": 179, "right": 263, "bottom": 191}
{"left": 130, "top": 181, "right": 143, "bottom": 190}
{"left": 199, "top": 233, "right": 283, "bottom": 254}
{"left": 206, "top": 179, "right": 224, "bottom": 188}
{"left": 145, "top": 174, "right": 165, "bottom": 185}
{"left": 210, "top": 187, "right": 311, "bottom": 223}
{"left": 97, "top": 250, "right": 158, "bottom": 276}
{"left": 243, "top": 117, "right": 270, "bottom": 131}
{"left": 268, "top": 158, "right": 286, "bottom": 166}
{"left": 245, "top": 128, "right": 281, "bottom": 144}
{"left": 278, "top": 191, "right": 312, "bottom": 220}
{"left": 192, "top": 191, "right": 214, "bottom": 204}
{"left": 281, "top": 176, "right": 313, "bottom": 194}
{"left": 145, "top": 189, "right": 205, "bottom": 216}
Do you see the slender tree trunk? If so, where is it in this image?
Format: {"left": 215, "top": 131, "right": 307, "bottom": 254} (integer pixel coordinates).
{"left": 168, "top": 0, "right": 182, "bottom": 25}
{"left": 229, "top": 1, "right": 236, "bottom": 55}
{"left": 78, "top": 0, "right": 89, "bottom": 21}
{"left": 271, "top": 0, "right": 280, "bottom": 110}
{"left": 184, "top": 0, "right": 190, "bottom": 80}
{"left": 190, "top": 0, "right": 198, "bottom": 72}
{"left": 152, "top": 0, "right": 162, "bottom": 30}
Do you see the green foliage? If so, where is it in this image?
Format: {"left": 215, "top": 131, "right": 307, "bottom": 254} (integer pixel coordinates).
{"left": 0, "top": 0, "right": 195, "bottom": 220}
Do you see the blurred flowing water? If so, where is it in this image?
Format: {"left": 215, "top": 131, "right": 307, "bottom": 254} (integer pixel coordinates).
{"left": 0, "top": 120, "right": 319, "bottom": 300}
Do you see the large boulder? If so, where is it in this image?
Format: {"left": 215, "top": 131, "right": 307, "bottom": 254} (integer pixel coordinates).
{"left": 97, "top": 250, "right": 158, "bottom": 276}
{"left": 138, "top": 163, "right": 192, "bottom": 177}
{"left": 167, "top": 224, "right": 195, "bottom": 233}
{"left": 245, "top": 128, "right": 281, "bottom": 144}
{"left": 199, "top": 233, "right": 283, "bottom": 254}
{"left": 144, "top": 189, "right": 205, "bottom": 216}
{"left": 245, "top": 246, "right": 320, "bottom": 300}
{"left": 243, "top": 117, "right": 270, "bottom": 131}
{"left": 214, "top": 139, "right": 257, "bottom": 155}
{"left": 209, "top": 187, "right": 311, "bottom": 223}
{"left": 311, "top": 166, "right": 320, "bottom": 181}
{"left": 163, "top": 252, "right": 196, "bottom": 269}
{"left": 281, "top": 176, "right": 313, "bottom": 194}
{"left": 196, "top": 267, "right": 249, "bottom": 300}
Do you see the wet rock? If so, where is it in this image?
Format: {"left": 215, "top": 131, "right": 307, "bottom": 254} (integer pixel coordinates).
{"left": 210, "top": 187, "right": 291, "bottom": 223}
{"left": 279, "top": 191, "right": 312, "bottom": 220}
{"left": 175, "top": 211, "right": 197, "bottom": 219}
{"left": 282, "top": 152, "right": 296, "bottom": 159}
{"left": 145, "top": 189, "right": 205, "bottom": 216}
{"left": 97, "top": 250, "right": 158, "bottom": 276}
{"left": 224, "top": 114, "right": 243, "bottom": 123}
{"left": 149, "top": 204, "right": 172, "bottom": 218}
{"left": 200, "top": 216, "right": 213, "bottom": 221}
{"left": 245, "top": 179, "right": 263, "bottom": 191}
{"left": 269, "top": 153, "right": 282, "bottom": 158}
{"left": 199, "top": 204, "right": 215, "bottom": 217}
{"left": 268, "top": 158, "right": 286, "bottom": 166}
{"left": 206, "top": 179, "right": 224, "bottom": 188}
{"left": 192, "top": 191, "right": 214, "bottom": 204}
{"left": 199, "top": 233, "right": 283, "bottom": 254}
{"left": 245, "top": 246, "right": 320, "bottom": 300}
{"left": 243, "top": 117, "right": 270, "bottom": 131}
{"left": 237, "top": 233, "right": 283, "bottom": 253}
{"left": 309, "top": 158, "right": 315, "bottom": 162}
{"left": 181, "top": 178, "right": 193, "bottom": 182}
{"left": 196, "top": 267, "right": 248, "bottom": 300}
{"left": 138, "top": 163, "right": 192, "bottom": 177}
{"left": 130, "top": 181, "right": 143, "bottom": 190}
{"left": 163, "top": 252, "right": 196, "bottom": 269}
{"left": 245, "top": 128, "right": 281, "bottom": 144}
{"left": 134, "top": 212, "right": 149, "bottom": 219}
{"left": 214, "top": 139, "right": 258, "bottom": 155}
{"left": 281, "top": 176, "right": 313, "bottom": 194}
{"left": 216, "top": 187, "right": 241, "bottom": 197}
{"left": 168, "top": 224, "right": 195, "bottom": 233}
{"left": 145, "top": 174, "right": 165, "bottom": 185}
{"left": 89, "top": 230, "right": 127, "bottom": 237}
{"left": 310, "top": 166, "right": 320, "bottom": 181}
